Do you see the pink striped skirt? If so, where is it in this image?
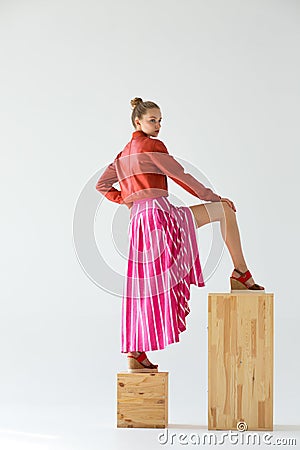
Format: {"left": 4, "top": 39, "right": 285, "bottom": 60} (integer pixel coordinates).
{"left": 121, "top": 196, "right": 205, "bottom": 353}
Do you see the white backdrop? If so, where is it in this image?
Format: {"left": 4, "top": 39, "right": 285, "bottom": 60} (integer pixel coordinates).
{"left": 1, "top": 1, "right": 300, "bottom": 449}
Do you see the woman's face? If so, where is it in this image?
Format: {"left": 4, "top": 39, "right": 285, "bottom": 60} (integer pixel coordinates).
{"left": 135, "top": 108, "right": 162, "bottom": 137}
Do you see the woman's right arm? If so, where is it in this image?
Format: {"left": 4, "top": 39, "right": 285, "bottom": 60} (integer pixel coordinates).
{"left": 95, "top": 161, "right": 124, "bottom": 204}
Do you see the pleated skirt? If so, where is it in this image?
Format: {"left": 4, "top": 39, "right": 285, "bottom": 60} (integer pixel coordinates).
{"left": 121, "top": 196, "right": 205, "bottom": 353}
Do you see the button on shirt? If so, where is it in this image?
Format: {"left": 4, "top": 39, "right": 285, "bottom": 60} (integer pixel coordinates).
{"left": 95, "top": 130, "right": 221, "bottom": 204}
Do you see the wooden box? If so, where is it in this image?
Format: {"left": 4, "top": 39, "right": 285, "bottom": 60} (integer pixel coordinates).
{"left": 117, "top": 372, "right": 168, "bottom": 428}
{"left": 208, "top": 293, "right": 274, "bottom": 431}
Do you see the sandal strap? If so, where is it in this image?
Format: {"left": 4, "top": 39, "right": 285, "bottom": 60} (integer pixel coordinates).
{"left": 233, "top": 269, "right": 252, "bottom": 282}
{"left": 231, "top": 268, "right": 264, "bottom": 290}
{"left": 136, "top": 352, "right": 147, "bottom": 363}
{"left": 127, "top": 353, "right": 158, "bottom": 369}
{"left": 127, "top": 352, "right": 147, "bottom": 363}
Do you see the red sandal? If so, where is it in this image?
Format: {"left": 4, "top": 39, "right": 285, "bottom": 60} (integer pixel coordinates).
{"left": 230, "top": 268, "right": 265, "bottom": 293}
{"left": 127, "top": 352, "right": 158, "bottom": 373}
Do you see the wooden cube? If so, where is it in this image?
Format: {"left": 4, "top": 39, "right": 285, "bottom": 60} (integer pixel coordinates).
{"left": 117, "top": 372, "right": 168, "bottom": 428}
{"left": 208, "top": 292, "right": 274, "bottom": 431}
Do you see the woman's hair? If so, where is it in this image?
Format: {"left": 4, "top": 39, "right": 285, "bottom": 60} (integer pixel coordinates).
{"left": 130, "top": 97, "right": 160, "bottom": 128}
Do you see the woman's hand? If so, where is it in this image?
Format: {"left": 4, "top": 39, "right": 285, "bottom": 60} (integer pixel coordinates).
{"left": 220, "top": 197, "right": 236, "bottom": 212}
{"left": 126, "top": 202, "right": 133, "bottom": 210}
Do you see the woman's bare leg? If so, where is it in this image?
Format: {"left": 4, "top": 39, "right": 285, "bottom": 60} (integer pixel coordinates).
{"left": 189, "top": 201, "right": 248, "bottom": 273}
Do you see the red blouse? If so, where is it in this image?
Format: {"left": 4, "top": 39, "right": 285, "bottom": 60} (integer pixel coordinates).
{"left": 96, "top": 130, "right": 221, "bottom": 204}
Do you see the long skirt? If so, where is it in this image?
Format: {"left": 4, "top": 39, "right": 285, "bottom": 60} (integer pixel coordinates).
{"left": 121, "top": 196, "right": 205, "bottom": 353}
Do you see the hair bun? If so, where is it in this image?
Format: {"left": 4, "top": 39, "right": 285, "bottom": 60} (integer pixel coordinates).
{"left": 130, "top": 97, "right": 143, "bottom": 109}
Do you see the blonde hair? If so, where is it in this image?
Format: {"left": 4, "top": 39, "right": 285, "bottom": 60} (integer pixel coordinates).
{"left": 130, "top": 97, "right": 160, "bottom": 128}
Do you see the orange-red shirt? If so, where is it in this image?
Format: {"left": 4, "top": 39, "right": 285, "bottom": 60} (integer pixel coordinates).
{"left": 96, "top": 130, "right": 221, "bottom": 204}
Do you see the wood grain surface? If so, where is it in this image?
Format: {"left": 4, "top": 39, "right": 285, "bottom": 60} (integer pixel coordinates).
{"left": 208, "top": 293, "right": 274, "bottom": 431}
{"left": 117, "top": 372, "right": 168, "bottom": 428}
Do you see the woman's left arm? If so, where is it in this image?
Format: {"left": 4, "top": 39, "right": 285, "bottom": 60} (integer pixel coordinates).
{"left": 151, "top": 140, "right": 221, "bottom": 202}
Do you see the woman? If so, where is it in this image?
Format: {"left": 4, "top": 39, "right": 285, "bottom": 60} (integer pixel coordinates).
{"left": 96, "top": 97, "right": 264, "bottom": 373}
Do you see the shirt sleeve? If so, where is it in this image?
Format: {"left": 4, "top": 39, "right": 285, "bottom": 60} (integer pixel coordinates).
{"left": 95, "top": 160, "right": 124, "bottom": 204}
{"left": 151, "top": 140, "right": 221, "bottom": 202}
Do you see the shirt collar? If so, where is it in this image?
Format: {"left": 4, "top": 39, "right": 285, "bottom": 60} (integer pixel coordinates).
{"left": 132, "top": 130, "right": 148, "bottom": 139}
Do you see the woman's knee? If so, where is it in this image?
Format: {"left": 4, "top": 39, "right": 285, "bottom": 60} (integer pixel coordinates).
{"left": 189, "top": 201, "right": 235, "bottom": 229}
{"left": 221, "top": 201, "right": 236, "bottom": 218}
{"left": 218, "top": 202, "right": 237, "bottom": 228}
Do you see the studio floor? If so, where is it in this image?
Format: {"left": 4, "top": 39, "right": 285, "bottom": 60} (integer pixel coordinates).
{"left": 0, "top": 404, "right": 299, "bottom": 450}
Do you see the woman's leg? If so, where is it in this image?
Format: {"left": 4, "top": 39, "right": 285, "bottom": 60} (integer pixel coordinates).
{"left": 189, "top": 201, "right": 248, "bottom": 273}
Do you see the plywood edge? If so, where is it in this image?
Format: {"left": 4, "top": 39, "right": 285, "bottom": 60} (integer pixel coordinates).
{"left": 117, "top": 371, "right": 169, "bottom": 375}
{"left": 208, "top": 292, "right": 274, "bottom": 296}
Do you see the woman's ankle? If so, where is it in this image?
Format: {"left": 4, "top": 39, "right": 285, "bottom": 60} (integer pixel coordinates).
{"left": 128, "top": 351, "right": 142, "bottom": 357}
{"left": 234, "top": 266, "right": 248, "bottom": 274}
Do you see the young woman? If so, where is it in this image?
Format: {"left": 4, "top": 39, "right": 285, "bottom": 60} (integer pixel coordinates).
{"left": 96, "top": 97, "right": 264, "bottom": 373}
